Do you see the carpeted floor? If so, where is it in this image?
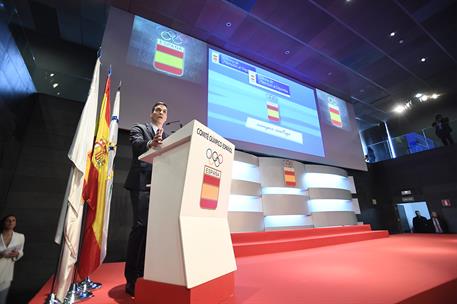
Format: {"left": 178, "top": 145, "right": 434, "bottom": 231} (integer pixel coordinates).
{"left": 30, "top": 234, "right": 457, "bottom": 304}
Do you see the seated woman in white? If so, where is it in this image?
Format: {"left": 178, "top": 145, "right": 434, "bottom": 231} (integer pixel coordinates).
{"left": 0, "top": 215, "right": 25, "bottom": 304}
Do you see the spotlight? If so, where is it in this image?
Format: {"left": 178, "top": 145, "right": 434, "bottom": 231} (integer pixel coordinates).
{"left": 420, "top": 57, "right": 426, "bottom": 62}
{"left": 415, "top": 93, "right": 423, "bottom": 98}
{"left": 390, "top": 32, "right": 396, "bottom": 37}
{"left": 393, "top": 105, "right": 405, "bottom": 113}
{"left": 431, "top": 93, "right": 439, "bottom": 99}
{"left": 52, "top": 83, "right": 59, "bottom": 88}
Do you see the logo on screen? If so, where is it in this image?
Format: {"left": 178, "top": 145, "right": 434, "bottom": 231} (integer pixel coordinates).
{"left": 328, "top": 97, "right": 343, "bottom": 128}
{"left": 212, "top": 51, "right": 219, "bottom": 63}
{"left": 153, "top": 31, "right": 185, "bottom": 76}
{"left": 266, "top": 94, "right": 280, "bottom": 122}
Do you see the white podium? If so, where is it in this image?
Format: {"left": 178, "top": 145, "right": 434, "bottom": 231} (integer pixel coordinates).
{"left": 135, "top": 120, "right": 237, "bottom": 304}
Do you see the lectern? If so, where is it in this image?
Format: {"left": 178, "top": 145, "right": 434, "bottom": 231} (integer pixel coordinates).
{"left": 135, "top": 120, "right": 237, "bottom": 304}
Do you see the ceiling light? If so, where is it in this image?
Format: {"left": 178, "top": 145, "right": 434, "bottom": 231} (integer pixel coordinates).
{"left": 420, "top": 57, "right": 426, "bottom": 62}
{"left": 225, "top": 22, "right": 232, "bottom": 27}
{"left": 50, "top": 73, "right": 55, "bottom": 77}
{"left": 420, "top": 95, "right": 428, "bottom": 102}
{"left": 284, "top": 50, "right": 290, "bottom": 55}
{"left": 415, "top": 93, "right": 423, "bottom": 98}
{"left": 393, "top": 105, "right": 405, "bottom": 113}
{"left": 399, "top": 39, "right": 404, "bottom": 44}
{"left": 52, "top": 83, "right": 59, "bottom": 88}
{"left": 57, "top": 92, "right": 60, "bottom": 95}
{"left": 327, "top": 72, "right": 333, "bottom": 76}
{"left": 431, "top": 93, "right": 439, "bottom": 99}
{"left": 390, "top": 32, "right": 396, "bottom": 37}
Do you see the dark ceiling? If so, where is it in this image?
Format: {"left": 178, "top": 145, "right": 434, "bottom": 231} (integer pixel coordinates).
{"left": 7, "top": 0, "right": 457, "bottom": 130}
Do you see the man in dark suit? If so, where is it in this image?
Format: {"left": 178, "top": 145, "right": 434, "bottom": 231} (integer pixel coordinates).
{"left": 124, "top": 102, "right": 168, "bottom": 296}
{"left": 412, "top": 210, "right": 430, "bottom": 233}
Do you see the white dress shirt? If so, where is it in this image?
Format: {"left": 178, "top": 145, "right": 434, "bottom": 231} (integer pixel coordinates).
{"left": 0, "top": 232, "right": 25, "bottom": 291}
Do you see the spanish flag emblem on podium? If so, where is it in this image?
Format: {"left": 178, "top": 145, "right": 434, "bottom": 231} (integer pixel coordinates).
{"left": 153, "top": 39, "right": 184, "bottom": 76}
{"left": 200, "top": 166, "right": 221, "bottom": 209}
{"left": 284, "top": 166, "right": 296, "bottom": 187}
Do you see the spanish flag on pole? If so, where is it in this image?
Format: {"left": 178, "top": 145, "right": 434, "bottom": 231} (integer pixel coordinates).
{"left": 78, "top": 69, "right": 111, "bottom": 279}
{"left": 53, "top": 58, "right": 100, "bottom": 301}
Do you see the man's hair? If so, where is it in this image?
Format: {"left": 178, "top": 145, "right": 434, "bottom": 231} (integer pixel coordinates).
{"left": 152, "top": 102, "right": 167, "bottom": 112}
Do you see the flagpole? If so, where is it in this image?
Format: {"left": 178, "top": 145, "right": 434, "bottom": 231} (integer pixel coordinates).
{"left": 45, "top": 179, "right": 72, "bottom": 304}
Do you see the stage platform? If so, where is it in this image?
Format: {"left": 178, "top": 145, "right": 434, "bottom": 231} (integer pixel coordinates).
{"left": 30, "top": 233, "right": 457, "bottom": 304}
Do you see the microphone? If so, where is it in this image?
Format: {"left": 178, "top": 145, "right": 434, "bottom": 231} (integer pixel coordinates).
{"left": 165, "top": 120, "right": 183, "bottom": 128}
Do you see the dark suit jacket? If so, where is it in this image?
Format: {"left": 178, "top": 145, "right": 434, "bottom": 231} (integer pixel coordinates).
{"left": 124, "top": 123, "right": 167, "bottom": 191}
{"left": 429, "top": 217, "right": 449, "bottom": 233}
{"left": 413, "top": 215, "right": 430, "bottom": 233}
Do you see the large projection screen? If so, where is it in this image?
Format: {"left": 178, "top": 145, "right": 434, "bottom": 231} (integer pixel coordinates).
{"left": 207, "top": 48, "right": 366, "bottom": 171}
{"left": 101, "top": 8, "right": 366, "bottom": 171}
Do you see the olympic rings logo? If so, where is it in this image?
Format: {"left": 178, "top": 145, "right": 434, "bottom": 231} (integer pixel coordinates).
{"left": 206, "top": 148, "right": 223, "bottom": 167}
{"left": 160, "top": 31, "right": 183, "bottom": 45}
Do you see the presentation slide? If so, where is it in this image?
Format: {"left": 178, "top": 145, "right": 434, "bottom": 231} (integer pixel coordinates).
{"left": 208, "top": 49, "right": 325, "bottom": 157}
{"left": 126, "top": 16, "right": 207, "bottom": 84}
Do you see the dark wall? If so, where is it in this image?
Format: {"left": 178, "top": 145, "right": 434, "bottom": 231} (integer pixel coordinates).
{"left": 10, "top": 24, "right": 97, "bottom": 102}
{"left": 361, "top": 144, "right": 457, "bottom": 233}
{"left": 2, "top": 94, "right": 133, "bottom": 303}
{"left": 3, "top": 94, "right": 80, "bottom": 303}
{"left": 0, "top": 10, "right": 36, "bottom": 217}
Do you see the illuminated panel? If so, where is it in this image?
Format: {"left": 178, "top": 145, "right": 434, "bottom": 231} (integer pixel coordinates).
{"left": 308, "top": 199, "right": 353, "bottom": 213}
{"left": 304, "top": 173, "right": 349, "bottom": 190}
{"left": 264, "top": 215, "right": 308, "bottom": 228}
{"left": 262, "top": 187, "right": 305, "bottom": 195}
{"left": 228, "top": 195, "right": 263, "bottom": 212}
{"left": 232, "top": 160, "right": 260, "bottom": 183}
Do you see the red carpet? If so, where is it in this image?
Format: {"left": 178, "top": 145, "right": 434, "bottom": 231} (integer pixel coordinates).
{"left": 30, "top": 234, "right": 457, "bottom": 304}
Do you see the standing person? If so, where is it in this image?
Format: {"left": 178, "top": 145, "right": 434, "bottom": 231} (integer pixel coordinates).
{"left": 123, "top": 102, "right": 168, "bottom": 296}
{"left": 412, "top": 210, "right": 430, "bottom": 233}
{"left": 432, "top": 114, "right": 454, "bottom": 146}
{"left": 0, "top": 215, "right": 25, "bottom": 304}
{"left": 429, "top": 211, "right": 448, "bottom": 234}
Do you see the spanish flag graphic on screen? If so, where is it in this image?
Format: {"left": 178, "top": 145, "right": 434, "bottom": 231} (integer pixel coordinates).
{"left": 153, "top": 39, "right": 185, "bottom": 76}
{"left": 328, "top": 102, "right": 343, "bottom": 128}
{"left": 200, "top": 166, "right": 221, "bottom": 209}
{"left": 267, "top": 101, "right": 280, "bottom": 122}
{"left": 284, "top": 166, "right": 296, "bottom": 187}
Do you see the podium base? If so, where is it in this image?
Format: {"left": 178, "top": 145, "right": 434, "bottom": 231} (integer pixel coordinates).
{"left": 135, "top": 272, "right": 235, "bottom": 304}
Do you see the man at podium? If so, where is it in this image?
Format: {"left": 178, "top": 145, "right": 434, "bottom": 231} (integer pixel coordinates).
{"left": 123, "top": 102, "right": 168, "bottom": 296}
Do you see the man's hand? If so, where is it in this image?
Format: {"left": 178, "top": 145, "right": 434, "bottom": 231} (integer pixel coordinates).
{"left": 148, "top": 128, "right": 164, "bottom": 148}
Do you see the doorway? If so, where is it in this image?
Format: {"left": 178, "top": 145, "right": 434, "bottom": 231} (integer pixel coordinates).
{"left": 397, "top": 201, "right": 430, "bottom": 233}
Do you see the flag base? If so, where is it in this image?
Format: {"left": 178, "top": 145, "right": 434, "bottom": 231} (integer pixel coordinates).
{"left": 135, "top": 272, "right": 235, "bottom": 304}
